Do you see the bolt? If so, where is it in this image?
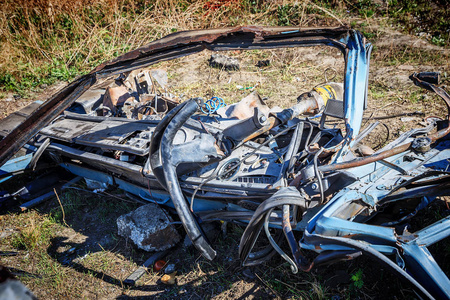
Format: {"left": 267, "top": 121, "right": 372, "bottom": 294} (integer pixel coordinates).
{"left": 311, "top": 182, "right": 319, "bottom": 190}
{"left": 259, "top": 115, "right": 267, "bottom": 123}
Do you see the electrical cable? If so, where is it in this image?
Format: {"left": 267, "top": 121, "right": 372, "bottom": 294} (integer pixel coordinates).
{"left": 27, "top": 137, "right": 51, "bottom": 171}
{"left": 373, "top": 122, "right": 390, "bottom": 151}
{"left": 239, "top": 187, "right": 308, "bottom": 267}
{"left": 286, "top": 122, "right": 309, "bottom": 175}
{"left": 263, "top": 208, "right": 298, "bottom": 273}
{"left": 304, "top": 121, "right": 315, "bottom": 147}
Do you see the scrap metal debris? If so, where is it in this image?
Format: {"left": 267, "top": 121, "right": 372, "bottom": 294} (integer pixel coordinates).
{"left": 208, "top": 54, "right": 240, "bottom": 70}
{"left": 256, "top": 59, "right": 270, "bottom": 68}
{"left": 216, "top": 91, "right": 271, "bottom": 119}
{"left": 296, "top": 82, "right": 344, "bottom": 115}
{"left": 123, "top": 250, "right": 168, "bottom": 286}
{"left": 0, "top": 266, "right": 37, "bottom": 300}
{"left": 0, "top": 26, "right": 449, "bottom": 299}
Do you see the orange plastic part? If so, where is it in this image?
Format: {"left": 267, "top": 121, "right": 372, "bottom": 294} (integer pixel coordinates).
{"left": 153, "top": 260, "right": 166, "bottom": 272}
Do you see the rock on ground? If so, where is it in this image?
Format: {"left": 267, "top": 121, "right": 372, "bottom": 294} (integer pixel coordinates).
{"left": 117, "top": 204, "right": 180, "bottom": 251}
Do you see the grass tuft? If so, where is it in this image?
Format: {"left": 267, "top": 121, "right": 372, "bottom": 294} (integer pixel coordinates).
{"left": 11, "top": 212, "right": 53, "bottom": 251}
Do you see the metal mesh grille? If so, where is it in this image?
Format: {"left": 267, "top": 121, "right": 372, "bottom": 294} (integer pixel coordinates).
{"left": 323, "top": 99, "right": 345, "bottom": 119}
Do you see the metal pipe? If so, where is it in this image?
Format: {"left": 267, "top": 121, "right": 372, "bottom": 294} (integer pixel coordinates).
{"left": 242, "top": 98, "right": 322, "bottom": 143}
{"left": 319, "top": 142, "right": 411, "bottom": 173}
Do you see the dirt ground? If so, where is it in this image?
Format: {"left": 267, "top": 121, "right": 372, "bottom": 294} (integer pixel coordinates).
{"left": 1, "top": 25, "right": 449, "bottom": 300}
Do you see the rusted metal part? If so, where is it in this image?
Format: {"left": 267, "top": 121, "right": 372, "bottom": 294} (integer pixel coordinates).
{"left": 92, "top": 26, "right": 350, "bottom": 76}
{"left": 103, "top": 86, "right": 134, "bottom": 115}
{"left": 241, "top": 96, "right": 322, "bottom": 144}
{"left": 319, "top": 142, "right": 411, "bottom": 173}
{"left": 217, "top": 91, "right": 270, "bottom": 120}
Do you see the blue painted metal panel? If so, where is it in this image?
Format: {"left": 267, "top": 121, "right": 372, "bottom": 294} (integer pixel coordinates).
{"left": 414, "top": 215, "right": 450, "bottom": 247}
{"left": 402, "top": 243, "right": 450, "bottom": 299}
{"left": 0, "top": 153, "right": 33, "bottom": 183}
{"left": 60, "top": 163, "right": 229, "bottom": 212}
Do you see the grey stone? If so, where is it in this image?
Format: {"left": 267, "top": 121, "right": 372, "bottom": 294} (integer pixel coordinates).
{"left": 0, "top": 279, "right": 37, "bottom": 300}
{"left": 164, "top": 263, "right": 177, "bottom": 274}
{"left": 117, "top": 204, "right": 180, "bottom": 251}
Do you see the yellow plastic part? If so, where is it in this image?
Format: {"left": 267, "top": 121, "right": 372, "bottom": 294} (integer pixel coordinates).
{"left": 313, "top": 85, "right": 337, "bottom": 105}
{"left": 161, "top": 271, "right": 177, "bottom": 285}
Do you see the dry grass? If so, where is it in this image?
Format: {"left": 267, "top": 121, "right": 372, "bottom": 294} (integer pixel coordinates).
{"left": 157, "top": 47, "right": 344, "bottom": 110}
{"left": 0, "top": 0, "right": 344, "bottom": 95}
{"left": 1, "top": 0, "right": 448, "bottom": 97}
{"left": 9, "top": 211, "right": 53, "bottom": 251}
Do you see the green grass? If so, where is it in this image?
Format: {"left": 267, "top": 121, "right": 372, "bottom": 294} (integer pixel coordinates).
{"left": 35, "top": 251, "right": 69, "bottom": 292}
{"left": 350, "top": 268, "right": 364, "bottom": 289}
{"left": 3, "top": 210, "right": 74, "bottom": 297}
{"left": 10, "top": 212, "right": 54, "bottom": 251}
{"left": 48, "top": 186, "right": 139, "bottom": 226}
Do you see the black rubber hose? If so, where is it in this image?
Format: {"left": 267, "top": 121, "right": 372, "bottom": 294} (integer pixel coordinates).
{"left": 239, "top": 187, "right": 307, "bottom": 265}
{"left": 27, "top": 137, "right": 51, "bottom": 171}
{"left": 265, "top": 207, "right": 298, "bottom": 273}
{"left": 287, "top": 122, "right": 311, "bottom": 175}
{"left": 160, "top": 99, "right": 217, "bottom": 260}
{"left": 148, "top": 99, "right": 192, "bottom": 188}
{"left": 282, "top": 205, "right": 302, "bottom": 272}
{"left": 283, "top": 122, "right": 304, "bottom": 178}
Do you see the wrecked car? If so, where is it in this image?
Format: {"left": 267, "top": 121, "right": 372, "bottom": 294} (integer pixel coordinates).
{"left": 0, "top": 26, "right": 448, "bottom": 299}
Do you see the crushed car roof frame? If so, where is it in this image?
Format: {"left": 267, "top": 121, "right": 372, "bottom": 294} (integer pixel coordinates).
{"left": 0, "top": 26, "right": 369, "bottom": 166}
{"left": 0, "top": 26, "right": 449, "bottom": 300}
